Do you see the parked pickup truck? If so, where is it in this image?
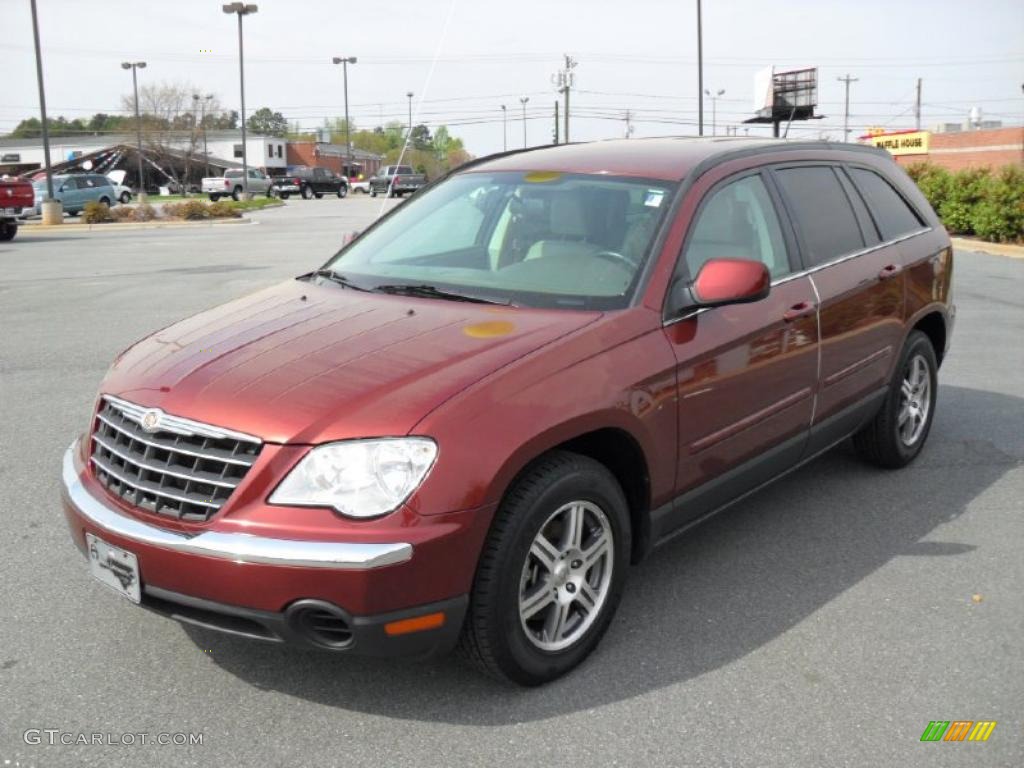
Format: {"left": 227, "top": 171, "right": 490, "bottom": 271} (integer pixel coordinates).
{"left": 368, "top": 165, "right": 427, "bottom": 198}
{"left": 0, "top": 178, "right": 36, "bottom": 240}
{"left": 270, "top": 166, "right": 348, "bottom": 200}
{"left": 202, "top": 169, "right": 272, "bottom": 201}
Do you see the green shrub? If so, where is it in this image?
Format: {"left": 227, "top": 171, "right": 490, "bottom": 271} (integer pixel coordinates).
{"left": 81, "top": 200, "right": 113, "bottom": 223}
{"left": 906, "top": 163, "right": 952, "bottom": 215}
{"left": 970, "top": 165, "right": 1024, "bottom": 242}
{"left": 207, "top": 201, "right": 242, "bottom": 219}
{"left": 937, "top": 167, "right": 991, "bottom": 235}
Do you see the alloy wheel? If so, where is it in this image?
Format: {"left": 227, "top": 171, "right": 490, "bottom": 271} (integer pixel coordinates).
{"left": 518, "top": 500, "right": 614, "bottom": 652}
{"left": 898, "top": 353, "right": 931, "bottom": 446}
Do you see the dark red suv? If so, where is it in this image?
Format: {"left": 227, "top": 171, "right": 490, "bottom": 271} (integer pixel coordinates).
{"left": 62, "top": 138, "right": 953, "bottom": 685}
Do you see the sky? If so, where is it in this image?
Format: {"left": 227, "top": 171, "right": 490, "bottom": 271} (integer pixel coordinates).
{"left": 3, "top": 0, "right": 1023, "bottom": 156}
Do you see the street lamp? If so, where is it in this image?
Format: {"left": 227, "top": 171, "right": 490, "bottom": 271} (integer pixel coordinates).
{"left": 704, "top": 88, "right": 725, "bottom": 136}
{"left": 30, "top": 0, "right": 60, "bottom": 224}
{"left": 122, "top": 61, "right": 148, "bottom": 201}
{"left": 519, "top": 96, "right": 529, "bottom": 148}
{"left": 223, "top": 3, "right": 257, "bottom": 199}
{"left": 406, "top": 91, "right": 414, "bottom": 140}
{"left": 332, "top": 57, "right": 357, "bottom": 178}
{"left": 500, "top": 104, "right": 507, "bottom": 152}
{"left": 193, "top": 93, "right": 214, "bottom": 178}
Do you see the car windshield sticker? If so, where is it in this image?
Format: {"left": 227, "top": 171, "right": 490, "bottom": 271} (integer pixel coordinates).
{"left": 644, "top": 190, "right": 665, "bottom": 208}
{"left": 523, "top": 171, "right": 562, "bottom": 183}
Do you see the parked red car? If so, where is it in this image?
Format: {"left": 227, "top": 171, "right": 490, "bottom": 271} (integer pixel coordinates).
{"left": 0, "top": 177, "right": 34, "bottom": 240}
{"left": 62, "top": 138, "right": 953, "bottom": 685}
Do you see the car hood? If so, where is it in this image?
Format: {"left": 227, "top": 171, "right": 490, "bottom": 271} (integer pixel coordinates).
{"left": 101, "top": 279, "right": 600, "bottom": 444}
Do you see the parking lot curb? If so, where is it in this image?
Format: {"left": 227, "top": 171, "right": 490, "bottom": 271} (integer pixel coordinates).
{"left": 951, "top": 237, "right": 1024, "bottom": 259}
{"left": 18, "top": 217, "right": 256, "bottom": 234}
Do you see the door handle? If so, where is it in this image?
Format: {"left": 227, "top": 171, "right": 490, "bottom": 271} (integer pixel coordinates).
{"left": 878, "top": 263, "right": 902, "bottom": 280}
{"left": 783, "top": 301, "right": 815, "bottom": 322}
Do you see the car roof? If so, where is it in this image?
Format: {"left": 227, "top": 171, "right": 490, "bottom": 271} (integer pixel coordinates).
{"left": 467, "top": 136, "right": 887, "bottom": 182}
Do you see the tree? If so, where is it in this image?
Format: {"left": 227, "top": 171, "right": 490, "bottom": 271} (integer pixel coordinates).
{"left": 248, "top": 107, "right": 288, "bottom": 137}
{"left": 409, "top": 124, "right": 432, "bottom": 151}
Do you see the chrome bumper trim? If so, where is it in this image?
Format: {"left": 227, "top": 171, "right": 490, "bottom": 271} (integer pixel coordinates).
{"left": 62, "top": 441, "right": 412, "bottom": 569}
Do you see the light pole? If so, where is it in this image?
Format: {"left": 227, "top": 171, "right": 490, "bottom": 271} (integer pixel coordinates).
{"left": 223, "top": 3, "right": 257, "bottom": 198}
{"left": 332, "top": 56, "right": 357, "bottom": 177}
{"left": 704, "top": 88, "right": 724, "bottom": 135}
{"left": 406, "top": 91, "right": 414, "bottom": 141}
{"left": 193, "top": 93, "right": 213, "bottom": 178}
{"left": 519, "top": 96, "right": 529, "bottom": 148}
{"left": 501, "top": 104, "right": 507, "bottom": 151}
{"left": 122, "top": 61, "right": 148, "bottom": 201}
{"left": 697, "top": 0, "right": 704, "bottom": 136}
{"left": 30, "top": 0, "right": 60, "bottom": 224}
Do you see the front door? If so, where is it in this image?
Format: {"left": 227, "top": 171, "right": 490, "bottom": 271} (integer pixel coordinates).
{"left": 657, "top": 170, "right": 819, "bottom": 541}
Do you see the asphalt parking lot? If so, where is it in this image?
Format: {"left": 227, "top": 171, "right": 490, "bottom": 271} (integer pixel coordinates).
{"left": 1, "top": 197, "right": 1021, "bottom": 767}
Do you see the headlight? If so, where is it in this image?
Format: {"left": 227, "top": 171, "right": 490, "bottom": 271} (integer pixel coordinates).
{"left": 269, "top": 438, "right": 438, "bottom": 519}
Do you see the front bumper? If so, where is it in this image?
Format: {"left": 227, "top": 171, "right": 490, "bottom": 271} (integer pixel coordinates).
{"left": 272, "top": 184, "right": 300, "bottom": 193}
{"left": 61, "top": 440, "right": 479, "bottom": 656}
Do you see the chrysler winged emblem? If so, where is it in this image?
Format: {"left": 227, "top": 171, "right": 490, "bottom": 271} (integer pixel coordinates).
{"left": 140, "top": 408, "right": 162, "bottom": 433}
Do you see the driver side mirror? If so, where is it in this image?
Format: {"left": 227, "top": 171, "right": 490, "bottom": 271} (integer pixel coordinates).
{"left": 667, "top": 258, "right": 771, "bottom": 319}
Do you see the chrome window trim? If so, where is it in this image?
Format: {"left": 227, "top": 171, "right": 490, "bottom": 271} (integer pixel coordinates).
{"left": 661, "top": 226, "right": 931, "bottom": 327}
{"left": 63, "top": 442, "right": 413, "bottom": 570}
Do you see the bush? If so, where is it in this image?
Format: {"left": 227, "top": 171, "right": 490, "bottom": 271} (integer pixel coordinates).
{"left": 937, "top": 167, "right": 990, "bottom": 235}
{"left": 81, "top": 200, "right": 113, "bottom": 223}
{"left": 970, "top": 166, "right": 1024, "bottom": 243}
{"left": 133, "top": 203, "right": 157, "bottom": 222}
{"left": 108, "top": 206, "right": 136, "bottom": 222}
{"left": 906, "top": 163, "right": 952, "bottom": 215}
{"left": 162, "top": 200, "right": 210, "bottom": 220}
{"left": 207, "top": 201, "right": 242, "bottom": 219}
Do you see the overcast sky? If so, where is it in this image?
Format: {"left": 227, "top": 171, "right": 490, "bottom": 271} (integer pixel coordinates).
{"left": 4, "top": 0, "right": 1022, "bottom": 155}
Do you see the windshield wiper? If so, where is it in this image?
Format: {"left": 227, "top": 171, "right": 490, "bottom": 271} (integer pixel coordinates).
{"left": 371, "top": 283, "right": 514, "bottom": 306}
{"left": 302, "top": 268, "right": 370, "bottom": 292}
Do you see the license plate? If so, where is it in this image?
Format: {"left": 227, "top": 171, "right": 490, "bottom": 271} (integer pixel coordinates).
{"left": 1, "top": 208, "right": 18, "bottom": 216}
{"left": 86, "top": 533, "right": 141, "bottom": 604}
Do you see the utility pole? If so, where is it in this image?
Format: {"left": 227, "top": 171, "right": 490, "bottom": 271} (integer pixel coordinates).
{"left": 624, "top": 110, "right": 634, "bottom": 139}
{"left": 406, "top": 91, "right": 413, "bottom": 139}
{"left": 332, "top": 56, "right": 357, "bottom": 176}
{"left": 915, "top": 77, "right": 922, "bottom": 131}
{"left": 697, "top": 0, "right": 704, "bottom": 136}
{"left": 30, "top": 0, "right": 60, "bottom": 224}
{"left": 553, "top": 101, "right": 560, "bottom": 144}
{"left": 500, "top": 104, "right": 507, "bottom": 151}
{"left": 838, "top": 73, "right": 858, "bottom": 142}
{"left": 552, "top": 54, "right": 577, "bottom": 143}
{"left": 193, "top": 93, "right": 213, "bottom": 178}
{"left": 519, "top": 96, "right": 529, "bottom": 148}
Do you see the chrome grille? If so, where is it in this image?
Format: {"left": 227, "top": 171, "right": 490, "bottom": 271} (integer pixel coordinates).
{"left": 89, "top": 395, "right": 263, "bottom": 522}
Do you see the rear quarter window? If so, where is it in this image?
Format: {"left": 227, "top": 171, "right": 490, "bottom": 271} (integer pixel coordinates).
{"left": 847, "top": 167, "right": 924, "bottom": 241}
{"left": 774, "top": 166, "right": 865, "bottom": 267}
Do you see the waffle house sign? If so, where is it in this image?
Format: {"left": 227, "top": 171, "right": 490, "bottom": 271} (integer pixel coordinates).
{"left": 866, "top": 130, "right": 930, "bottom": 156}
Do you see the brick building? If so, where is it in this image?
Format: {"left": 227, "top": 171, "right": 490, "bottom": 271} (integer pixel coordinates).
{"left": 862, "top": 126, "right": 1023, "bottom": 172}
{"left": 286, "top": 141, "right": 382, "bottom": 181}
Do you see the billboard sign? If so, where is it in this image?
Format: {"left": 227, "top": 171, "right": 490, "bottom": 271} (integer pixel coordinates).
{"left": 867, "top": 130, "right": 930, "bottom": 156}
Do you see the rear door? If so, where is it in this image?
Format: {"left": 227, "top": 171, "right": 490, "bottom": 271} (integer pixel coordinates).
{"left": 772, "top": 163, "right": 907, "bottom": 454}
{"left": 659, "top": 170, "right": 819, "bottom": 538}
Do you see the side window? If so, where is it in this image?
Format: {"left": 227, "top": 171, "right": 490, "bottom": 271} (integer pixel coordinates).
{"left": 681, "top": 174, "right": 791, "bottom": 280}
{"left": 847, "top": 167, "right": 924, "bottom": 241}
{"left": 267, "top": 145, "right": 273, "bottom": 158}
{"left": 61, "top": 178, "right": 78, "bottom": 190}
{"left": 774, "top": 166, "right": 864, "bottom": 266}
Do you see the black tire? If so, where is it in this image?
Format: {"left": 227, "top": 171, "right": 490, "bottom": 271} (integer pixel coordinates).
{"left": 314, "top": 192, "right": 324, "bottom": 199}
{"left": 387, "top": 188, "right": 397, "bottom": 198}
{"left": 120, "top": 192, "right": 131, "bottom": 204}
{"left": 232, "top": 186, "right": 242, "bottom": 202}
{"left": 0, "top": 221, "right": 16, "bottom": 241}
{"left": 337, "top": 184, "right": 348, "bottom": 199}
{"left": 280, "top": 193, "right": 290, "bottom": 200}
{"left": 267, "top": 188, "right": 276, "bottom": 199}
{"left": 99, "top": 197, "right": 111, "bottom": 207}
{"left": 853, "top": 330, "right": 938, "bottom": 469}
{"left": 209, "top": 194, "right": 220, "bottom": 202}
{"left": 370, "top": 188, "right": 378, "bottom": 198}
{"left": 459, "top": 451, "right": 630, "bottom": 686}
{"left": 301, "top": 185, "right": 313, "bottom": 200}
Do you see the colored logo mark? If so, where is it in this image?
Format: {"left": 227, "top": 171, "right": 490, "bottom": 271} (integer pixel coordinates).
{"left": 920, "top": 721, "right": 996, "bottom": 742}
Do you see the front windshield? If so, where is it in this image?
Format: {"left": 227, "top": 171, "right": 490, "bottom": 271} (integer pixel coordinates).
{"left": 325, "top": 171, "right": 676, "bottom": 309}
